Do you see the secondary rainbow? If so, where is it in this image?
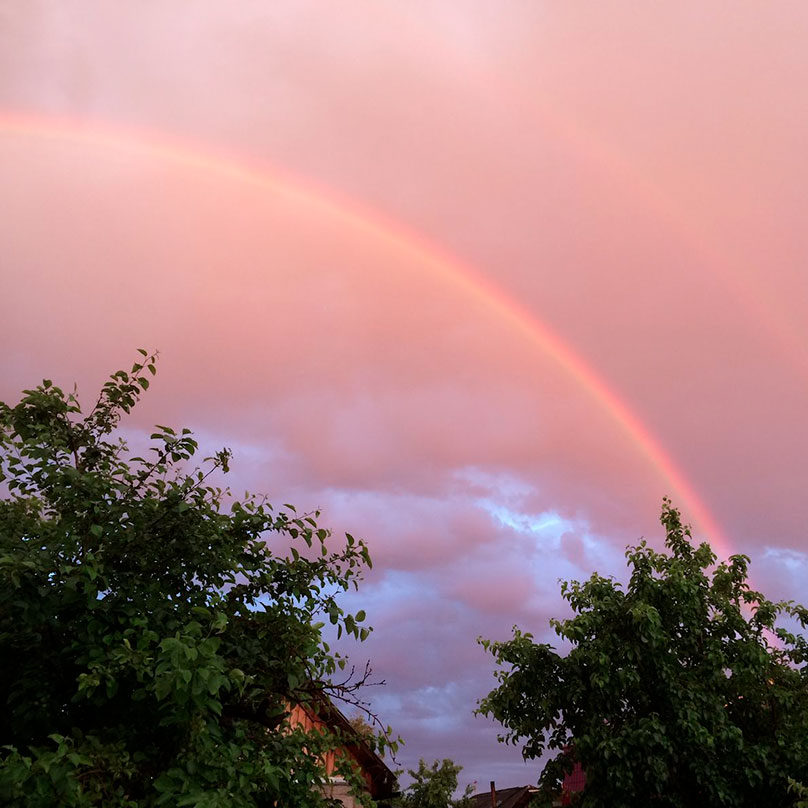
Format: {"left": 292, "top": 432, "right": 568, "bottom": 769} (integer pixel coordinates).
{"left": 0, "top": 110, "right": 732, "bottom": 557}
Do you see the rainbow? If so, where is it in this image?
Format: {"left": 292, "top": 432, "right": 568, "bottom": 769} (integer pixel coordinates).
{"left": 0, "top": 110, "right": 732, "bottom": 557}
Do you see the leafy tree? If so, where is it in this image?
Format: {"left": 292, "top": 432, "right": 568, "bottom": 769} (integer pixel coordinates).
{"left": 348, "top": 714, "right": 376, "bottom": 744}
{"left": 397, "top": 758, "right": 473, "bottom": 808}
{"left": 479, "top": 500, "right": 808, "bottom": 808}
{"left": 790, "top": 779, "right": 808, "bottom": 808}
{"left": 0, "top": 352, "right": 391, "bottom": 807}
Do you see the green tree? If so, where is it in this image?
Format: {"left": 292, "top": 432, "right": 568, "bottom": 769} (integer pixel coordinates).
{"left": 479, "top": 500, "right": 808, "bottom": 808}
{"left": 0, "top": 353, "right": 391, "bottom": 807}
{"left": 397, "top": 758, "right": 473, "bottom": 808}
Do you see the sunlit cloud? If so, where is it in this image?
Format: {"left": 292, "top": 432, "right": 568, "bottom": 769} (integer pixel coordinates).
{"left": 3, "top": 0, "right": 808, "bottom": 790}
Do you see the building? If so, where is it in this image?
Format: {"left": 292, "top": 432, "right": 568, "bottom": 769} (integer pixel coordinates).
{"left": 470, "top": 759, "right": 585, "bottom": 808}
{"left": 470, "top": 782, "right": 540, "bottom": 808}
{"left": 289, "top": 700, "right": 396, "bottom": 807}
{"left": 559, "top": 760, "right": 586, "bottom": 805}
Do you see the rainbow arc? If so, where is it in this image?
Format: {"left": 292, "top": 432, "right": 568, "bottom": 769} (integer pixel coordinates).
{"left": 0, "top": 111, "right": 731, "bottom": 557}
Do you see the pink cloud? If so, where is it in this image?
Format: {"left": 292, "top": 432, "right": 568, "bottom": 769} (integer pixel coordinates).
{"left": 4, "top": 1, "right": 808, "bottom": 789}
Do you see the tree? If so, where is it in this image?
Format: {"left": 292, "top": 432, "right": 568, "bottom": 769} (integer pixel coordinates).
{"left": 348, "top": 714, "right": 376, "bottom": 744}
{"left": 397, "top": 759, "right": 473, "bottom": 808}
{"left": 479, "top": 500, "right": 808, "bottom": 808}
{"left": 0, "top": 352, "right": 391, "bottom": 807}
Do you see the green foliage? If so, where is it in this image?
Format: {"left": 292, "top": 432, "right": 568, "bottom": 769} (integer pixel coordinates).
{"left": 479, "top": 499, "right": 808, "bottom": 808}
{"left": 0, "top": 353, "right": 391, "bottom": 807}
{"left": 396, "top": 758, "right": 473, "bottom": 808}
{"left": 790, "top": 779, "right": 808, "bottom": 808}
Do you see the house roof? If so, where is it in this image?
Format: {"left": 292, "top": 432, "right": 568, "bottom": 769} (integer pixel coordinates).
{"left": 320, "top": 700, "right": 397, "bottom": 799}
{"left": 294, "top": 695, "right": 396, "bottom": 800}
{"left": 470, "top": 784, "right": 540, "bottom": 808}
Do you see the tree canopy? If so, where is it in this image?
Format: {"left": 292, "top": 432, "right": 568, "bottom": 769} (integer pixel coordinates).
{"left": 396, "top": 758, "right": 472, "bottom": 808}
{"left": 479, "top": 500, "right": 808, "bottom": 808}
{"left": 0, "top": 353, "right": 389, "bottom": 807}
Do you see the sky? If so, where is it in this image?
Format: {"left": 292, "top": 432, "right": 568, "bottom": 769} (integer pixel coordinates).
{"left": 2, "top": 0, "right": 808, "bottom": 791}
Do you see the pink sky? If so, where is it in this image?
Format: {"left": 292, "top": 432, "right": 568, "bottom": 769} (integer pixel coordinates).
{"left": 3, "top": 1, "right": 808, "bottom": 790}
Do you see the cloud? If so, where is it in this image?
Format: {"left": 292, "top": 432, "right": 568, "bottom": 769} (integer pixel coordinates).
{"left": 4, "top": 0, "right": 808, "bottom": 789}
